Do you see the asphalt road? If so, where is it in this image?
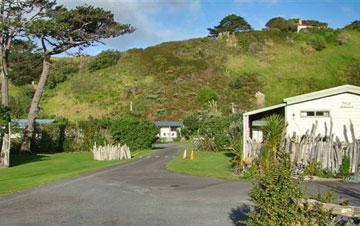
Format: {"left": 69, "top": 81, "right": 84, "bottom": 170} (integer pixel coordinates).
{"left": 0, "top": 144, "right": 359, "bottom": 226}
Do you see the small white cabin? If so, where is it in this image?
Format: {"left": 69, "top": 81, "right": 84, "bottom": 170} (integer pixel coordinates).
{"left": 243, "top": 85, "right": 360, "bottom": 156}
{"left": 154, "top": 121, "right": 184, "bottom": 141}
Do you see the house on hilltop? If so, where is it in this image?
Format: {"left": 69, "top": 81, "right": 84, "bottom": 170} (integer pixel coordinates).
{"left": 243, "top": 85, "right": 360, "bottom": 156}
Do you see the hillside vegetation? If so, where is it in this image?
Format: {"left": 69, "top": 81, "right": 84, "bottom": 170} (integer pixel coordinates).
{"left": 12, "top": 29, "right": 360, "bottom": 121}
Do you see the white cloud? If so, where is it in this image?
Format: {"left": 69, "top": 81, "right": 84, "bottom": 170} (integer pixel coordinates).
{"left": 58, "top": 0, "right": 202, "bottom": 52}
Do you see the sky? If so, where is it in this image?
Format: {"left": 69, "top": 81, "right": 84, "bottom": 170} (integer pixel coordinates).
{"left": 57, "top": 0, "right": 360, "bottom": 55}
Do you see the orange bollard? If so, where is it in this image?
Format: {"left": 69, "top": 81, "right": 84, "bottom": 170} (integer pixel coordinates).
{"left": 190, "top": 150, "right": 195, "bottom": 161}
{"left": 182, "top": 149, "right": 187, "bottom": 160}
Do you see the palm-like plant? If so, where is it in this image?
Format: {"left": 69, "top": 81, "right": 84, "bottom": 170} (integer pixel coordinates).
{"left": 262, "top": 114, "right": 287, "bottom": 159}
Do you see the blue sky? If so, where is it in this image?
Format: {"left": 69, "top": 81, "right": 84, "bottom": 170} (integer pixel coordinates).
{"left": 58, "top": 0, "right": 360, "bottom": 55}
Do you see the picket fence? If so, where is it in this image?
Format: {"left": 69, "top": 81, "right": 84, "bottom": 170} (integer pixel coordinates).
{"left": 92, "top": 143, "right": 131, "bottom": 161}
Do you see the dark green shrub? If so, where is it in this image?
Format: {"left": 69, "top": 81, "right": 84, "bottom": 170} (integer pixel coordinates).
{"left": 183, "top": 113, "right": 201, "bottom": 137}
{"left": 31, "top": 121, "right": 67, "bottom": 153}
{"left": 339, "top": 155, "right": 351, "bottom": 177}
{"left": 89, "top": 50, "right": 121, "bottom": 72}
{"left": 198, "top": 115, "right": 230, "bottom": 151}
{"left": 304, "top": 160, "right": 324, "bottom": 177}
{"left": 48, "top": 60, "right": 79, "bottom": 89}
{"left": 246, "top": 153, "right": 333, "bottom": 226}
{"left": 111, "top": 116, "right": 158, "bottom": 150}
{"left": 308, "top": 36, "right": 326, "bottom": 51}
{"left": 30, "top": 117, "right": 111, "bottom": 153}
{"left": 196, "top": 86, "right": 218, "bottom": 104}
{"left": 10, "top": 86, "right": 34, "bottom": 118}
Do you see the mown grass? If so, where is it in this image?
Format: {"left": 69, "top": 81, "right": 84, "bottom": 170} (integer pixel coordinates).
{"left": 166, "top": 150, "right": 240, "bottom": 180}
{"left": 0, "top": 149, "right": 155, "bottom": 195}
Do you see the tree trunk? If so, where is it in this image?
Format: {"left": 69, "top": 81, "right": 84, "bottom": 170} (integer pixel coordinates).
{"left": 0, "top": 0, "right": 9, "bottom": 109}
{"left": 20, "top": 55, "right": 51, "bottom": 152}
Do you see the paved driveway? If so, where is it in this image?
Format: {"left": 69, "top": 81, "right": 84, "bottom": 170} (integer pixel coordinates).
{"left": 0, "top": 144, "right": 359, "bottom": 226}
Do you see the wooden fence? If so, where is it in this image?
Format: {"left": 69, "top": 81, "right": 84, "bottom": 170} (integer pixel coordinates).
{"left": 92, "top": 143, "right": 131, "bottom": 161}
{"left": 246, "top": 121, "right": 360, "bottom": 174}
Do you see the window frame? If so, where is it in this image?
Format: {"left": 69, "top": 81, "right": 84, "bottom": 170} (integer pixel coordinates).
{"left": 300, "top": 110, "right": 330, "bottom": 118}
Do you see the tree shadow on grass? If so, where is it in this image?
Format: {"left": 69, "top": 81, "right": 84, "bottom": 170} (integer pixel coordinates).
{"left": 10, "top": 152, "right": 49, "bottom": 167}
{"left": 224, "top": 152, "right": 236, "bottom": 158}
{"left": 229, "top": 204, "right": 252, "bottom": 226}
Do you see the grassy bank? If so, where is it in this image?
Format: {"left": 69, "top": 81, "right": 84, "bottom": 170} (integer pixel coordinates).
{"left": 167, "top": 145, "right": 240, "bottom": 180}
{"left": 0, "top": 149, "right": 155, "bottom": 195}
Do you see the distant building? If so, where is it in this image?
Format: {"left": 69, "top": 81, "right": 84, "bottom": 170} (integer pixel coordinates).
{"left": 11, "top": 119, "right": 56, "bottom": 138}
{"left": 243, "top": 85, "right": 360, "bottom": 157}
{"left": 296, "top": 19, "right": 327, "bottom": 32}
{"left": 154, "top": 121, "right": 184, "bottom": 141}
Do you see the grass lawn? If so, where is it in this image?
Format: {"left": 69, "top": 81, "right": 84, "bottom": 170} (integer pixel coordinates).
{"left": 166, "top": 148, "right": 240, "bottom": 180}
{"left": 0, "top": 149, "right": 155, "bottom": 195}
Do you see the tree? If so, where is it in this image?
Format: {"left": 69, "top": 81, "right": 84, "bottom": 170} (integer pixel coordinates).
{"left": 208, "top": 14, "right": 252, "bottom": 37}
{"left": 8, "top": 40, "right": 42, "bottom": 86}
{"left": 0, "top": 0, "right": 41, "bottom": 109}
{"left": 265, "top": 17, "right": 297, "bottom": 32}
{"left": 20, "top": 4, "right": 134, "bottom": 151}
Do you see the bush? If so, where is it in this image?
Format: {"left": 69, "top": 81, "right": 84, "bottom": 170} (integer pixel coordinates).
{"left": 111, "top": 115, "right": 158, "bottom": 150}
{"left": 198, "top": 115, "right": 230, "bottom": 151}
{"left": 183, "top": 113, "right": 201, "bottom": 137}
{"left": 344, "top": 20, "right": 360, "bottom": 31}
{"left": 48, "top": 60, "right": 79, "bottom": 89}
{"left": 89, "top": 50, "right": 121, "bottom": 72}
{"left": 196, "top": 86, "right": 218, "bottom": 104}
{"left": 308, "top": 36, "right": 326, "bottom": 51}
{"left": 339, "top": 155, "right": 351, "bottom": 177}
{"left": 30, "top": 117, "right": 111, "bottom": 153}
{"left": 246, "top": 153, "right": 333, "bottom": 226}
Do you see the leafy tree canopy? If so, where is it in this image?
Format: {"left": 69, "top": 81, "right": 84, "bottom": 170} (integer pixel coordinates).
{"left": 26, "top": 4, "right": 135, "bottom": 55}
{"left": 265, "top": 17, "right": 297, "bottom": 32}
{"left": 208, "top": 14, "right": 252, "bottom": 37}
{"left": 8, "top": 40, "right": 42, "bottom": 86}
{"left": 265, "top": 17, "right": 328, "bottom": 32}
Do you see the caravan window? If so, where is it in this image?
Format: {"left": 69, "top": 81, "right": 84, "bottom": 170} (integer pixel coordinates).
{"left": 300, "top": 111, "right": 329, "bottom": 117}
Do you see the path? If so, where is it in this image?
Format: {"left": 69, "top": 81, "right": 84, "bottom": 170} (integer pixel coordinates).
{"left": 0, "top": 144, "right": 359, "bottom": 226}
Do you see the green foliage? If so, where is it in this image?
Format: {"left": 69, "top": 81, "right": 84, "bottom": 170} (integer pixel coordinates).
{"left": 183, "top": 113, "right": 201, "bottom": 137}
{"left": 246, "top": 153, "right": 333, "bottom": 226}
{"left": 88, "top": 50, "right": 121, "bottom": 72}
{"left": 9, "top": 86, "right": 33, "bottom": 118}
{"left": 208, "top": 14, "right": 252, "bottom": 37}
{"left": 47, "top": 60, "right": 79, "bottom": 89}
{"left": 30, "top": 117, "right": 111, "bottom": 153}
{"left": 339, "top": 155, "right": 351, "bottom": 177}
{"left": 8, "top": 40, "right": 42, "bottom": 86}
{"left": 198, "top": 115, "right": 230, "bottom": 151}
{"left": 346, "top": 64, "right": 360, "bottom": 86}
{"left": 265, "top": 17, "right": 297, "bottom": 32}
{"left": 303, "top": 160, "right": 335, "bottom": 178}
{"left": 344, "top": 20, "right": 360, "bottom": 31}
{"left": 229, "top": 72, "right": 263, "bottom": 108}
{"left": 111, "top": 115, "right": 158, "bottom": 150}
{"left": 196, "top": 86, "right": 218, "bottom": 104}
{"left": 308, "top": 36, "right": 327, "bottom": 51}
{"left": 304, "top": 160, "right": 324, "bottom": 177}
{"left": 262, "top": 114, "right": 286, "bottom": 159}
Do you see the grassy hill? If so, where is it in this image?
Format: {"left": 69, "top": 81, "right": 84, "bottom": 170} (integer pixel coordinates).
{"left": 14, "top": 29, "right": 360, "bottom": 121}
